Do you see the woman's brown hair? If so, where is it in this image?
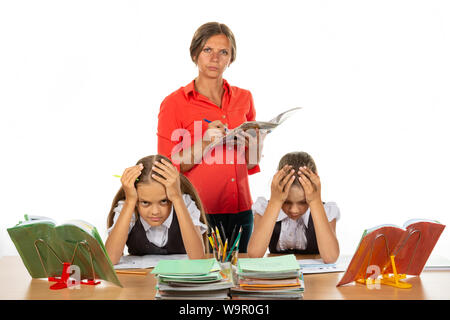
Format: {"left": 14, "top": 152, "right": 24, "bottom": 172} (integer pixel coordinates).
{"left": 107, "top": 154, "right": 210, "bottom": 252}
{"left": 277, "top": 151, "right": 318, "bottom": 188}
{"left": 190, "top": 22, "right": 237, "bottom": 65}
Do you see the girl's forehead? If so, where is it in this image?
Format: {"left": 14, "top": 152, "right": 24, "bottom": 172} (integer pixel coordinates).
{"left": 286, "top": 185, "right": 306, "bottom": 202}
{"left": 136, "top": 182, "right": 166, "bottom": 201}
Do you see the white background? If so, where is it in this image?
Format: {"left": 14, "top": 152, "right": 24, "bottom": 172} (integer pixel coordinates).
{"left": 1, "top": 0, "right": 449, "bottom": 259}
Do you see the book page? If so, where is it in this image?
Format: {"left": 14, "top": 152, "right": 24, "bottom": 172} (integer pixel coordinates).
{"left": 62, "top": 220, "right": 96, "bottom": 237}
{"left": 15, "top": 214, "right": 56, "bottom": 227}
{"left": 403, "top": 218, "right": 441, "bottom": 228}
{"left": 297, "top": 255, "right": 351, "bottom": 274}
{"left": 114, "top": 254, "right": 188, "bottom": 269}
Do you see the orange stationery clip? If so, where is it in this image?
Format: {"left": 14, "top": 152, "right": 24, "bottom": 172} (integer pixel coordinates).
{"left": 379, "top": 255, "right": 412, "bottom": 289}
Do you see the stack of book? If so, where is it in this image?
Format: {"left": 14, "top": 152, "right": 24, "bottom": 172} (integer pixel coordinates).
{"left": 152, "top": 258, "right": 233, "bottom": 300}
{"left": 230, "top": 254, "right": 304, "bottom": 300}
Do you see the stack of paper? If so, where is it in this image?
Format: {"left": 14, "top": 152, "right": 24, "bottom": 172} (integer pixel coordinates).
{"left": 230, "top": 255, "right": 304, "bottom": 300}
{"left": 151, "top": 258, "right": 233, "bottom": 300}
{"left": 297, "top": 255, "right": 351, "bottom": 274}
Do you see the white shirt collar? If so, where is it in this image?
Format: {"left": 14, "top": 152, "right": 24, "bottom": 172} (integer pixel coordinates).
{"left": 139, "top": 207, "right": 174, "bottom": 232}
{"left": 278, "top": 207, "right": 310, "bottom": 226}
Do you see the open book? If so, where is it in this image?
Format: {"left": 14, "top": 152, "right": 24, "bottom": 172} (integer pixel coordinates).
{"left": 205, "top": 107, "right": 301, "bottom": 152}
{"left": 7, "top": 215, "right": 122, "bottom": 287}
{"left": 337, "top": 219, "right": 445, "bottom": 287}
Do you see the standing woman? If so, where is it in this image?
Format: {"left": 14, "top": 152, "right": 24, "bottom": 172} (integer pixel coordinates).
{"left": 157, "top": 22, "right": 264, "bottom": 252}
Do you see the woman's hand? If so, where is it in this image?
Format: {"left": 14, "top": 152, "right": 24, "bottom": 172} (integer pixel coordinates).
{"left": 151, "top": 159, "right": 183, "bottom": 202}
{"left": 236, "top": 128, "right": 266, "bottom": 167}
{"left": 204, "top": 120, "right": 227, "bottom": 144}
{"left": 298, "top": 166, "right": 322, "bottom": 205}
{"left": 121, "top": 164, "right": 143, "bottom": 202}
{"left": 269, "top": 165, "right": 296, "bottom": 204}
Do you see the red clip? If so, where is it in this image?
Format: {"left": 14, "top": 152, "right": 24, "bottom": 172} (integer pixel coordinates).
{"left": 48, "top": 262, "right": 100, "bottom": 290}
{"left": 81, "top": 279, "right": 101, "bottom": 286}
{"left": 48, "top": 262, "right": 71, "bottom": 290}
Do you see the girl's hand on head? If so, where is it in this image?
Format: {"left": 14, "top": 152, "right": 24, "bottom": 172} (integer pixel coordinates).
{"left": 298, "top": 166, "right": 322, "bottom": 205}
{"left": 151, "top": 159, "right": 183, "bottom": 202}
{"left": 270, "top": 165, "right": 296, "bottom": 204}
{"left": 121, "top": 164, "right": 143, "bottom": 202}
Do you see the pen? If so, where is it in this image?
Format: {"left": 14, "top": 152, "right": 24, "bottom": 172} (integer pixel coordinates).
{"left": 203, "top": 118, "right": 229, "bottom": 133}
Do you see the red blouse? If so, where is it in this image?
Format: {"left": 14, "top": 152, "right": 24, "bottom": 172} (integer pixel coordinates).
{"left": 157, "top": 79, "right": 260, "bottom": 214}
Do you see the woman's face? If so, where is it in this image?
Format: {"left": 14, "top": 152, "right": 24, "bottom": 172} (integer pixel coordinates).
{"left": 136, "top": 182, "right": 172, "bottom": 227}
{"left": 282, "top": 185, "right": 309, "bottom": 221}
{"left": 196, "top": 34, "right": 232, "bottom": 79}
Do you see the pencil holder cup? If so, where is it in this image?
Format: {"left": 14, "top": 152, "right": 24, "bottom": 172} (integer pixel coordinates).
{"left": 220, "top": 261, "right": 232, "bottom": 278}
{"left": 221, "top": 261, "right": 239, "bottom": 285}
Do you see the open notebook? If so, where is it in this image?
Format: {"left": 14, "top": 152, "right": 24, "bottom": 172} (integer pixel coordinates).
{"left": 204, "top": 107, "right": 301, "bottom": 153}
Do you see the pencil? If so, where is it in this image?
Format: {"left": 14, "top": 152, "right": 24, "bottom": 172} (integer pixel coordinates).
{"left": 215, "top": 226, "right": 223, "bottom": 248}
{"left": 222, "top": 239, "right": 228, "bottom": 262}
{"left": 219, "top": 221, "right": 227, "bottom": 243}
{"left": 115, "top": 270, "right": 148, "bottom": 275}
{"left": 225, "top": 226, "right": 242, "bottom": 262}
{"left": 113, "top": 175, "right": 139, "bottom": 182}
{"left": 208, "top": 236, "right": 215, "bottom": 249}
{"left": 211, "top": 229, "right": 219, "bottom": 251}
{"left": 229, "top": 224, "right": 237, "bottom": 247}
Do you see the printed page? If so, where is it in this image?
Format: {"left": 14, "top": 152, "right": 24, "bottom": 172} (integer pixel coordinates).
{"left": 114, "top": 254, "right": 189, "bottom": 269}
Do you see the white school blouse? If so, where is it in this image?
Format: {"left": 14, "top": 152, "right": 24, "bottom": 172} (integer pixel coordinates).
{"left": 108, "top": 194, "right": 207, "bottom": 248}
{"left": 251, "top": 197, "right": 341, "bottom": 251}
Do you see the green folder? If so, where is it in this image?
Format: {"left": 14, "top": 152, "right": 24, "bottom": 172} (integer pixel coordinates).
{"left": 238, "top": 254, "right": 300, "bottom": 273}
{"left": 152, "top": 258, "right": 219, "bottom": 275}
{"left": 7, "top": 215, "right": 122, "bottom": 287}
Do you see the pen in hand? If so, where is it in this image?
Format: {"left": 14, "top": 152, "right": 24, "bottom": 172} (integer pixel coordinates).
{"left": 203, "top": 118, "right": 229, "bottom": 134}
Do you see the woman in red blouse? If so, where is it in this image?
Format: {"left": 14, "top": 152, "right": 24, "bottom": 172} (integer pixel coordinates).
{"left": 157, "top": 22, "right": 264, "bottom": 252}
